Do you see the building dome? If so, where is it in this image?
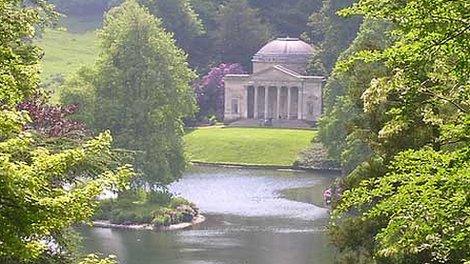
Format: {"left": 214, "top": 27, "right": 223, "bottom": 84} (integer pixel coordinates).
{"left": 252, "top": 38, "right": 314, "bottom": 63}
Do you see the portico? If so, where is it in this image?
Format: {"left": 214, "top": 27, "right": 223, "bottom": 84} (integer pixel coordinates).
{"left": 247, "top": 86, "right": 301, "bottom": 120}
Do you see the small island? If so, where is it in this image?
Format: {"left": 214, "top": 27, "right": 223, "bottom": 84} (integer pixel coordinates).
{"left": 93, "top": 192, "right": 204, "bottom": 231}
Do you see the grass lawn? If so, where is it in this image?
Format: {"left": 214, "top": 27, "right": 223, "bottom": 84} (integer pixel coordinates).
{"left": 184, "top": 126, "right": 316, "bottom": 166}
{"left": 36, "top": 15, "right": 102, "bottom": 82}
{"left": 37, "top": 28, "right": 99, "bottom": 81}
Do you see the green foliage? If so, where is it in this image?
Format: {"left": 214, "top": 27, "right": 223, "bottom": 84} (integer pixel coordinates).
{"left": 318, "top": 19, "right": 392, "bottom": 172}
{"left": 78, "top": 254, "right": 117, "bottom": 264}
{"left": 138, "top": 0, "right": 204, "bottom": 49}
{"left": 294, "top": 142, "right": 340, "bottom": 170}
{"left": 214, "top": 0, "right": 272, "bottom": 69}
{"left": 59, "top": 67, "right": 97, "bottom": 125}
{"left": 0, "top": 110, "right": 133, "bottom": 262}
{"left": 322, "top": 0, "right": 470, "bottom": 262}
{"left": 71, "top": 0, "right": 197, "bottom": 185}
{"left": 49, "top": 0, "right": 115, "bottom": 16}
{"left": 305, "top": 0, "right": 362, "bottom": 74}
{"left": 335, "top": 148, "right": 470, "bottom": 263}
{"left": 0, "top": 0, "right": 57, "bottom": 105}
{"left": 0, "top": 2, "right": 133, "bottom": 263}
{"left": 249, "top": 0, "right": 322, "bottom": 37}
{"left": 339, "top": 0, "right": 470, "bottom": 155}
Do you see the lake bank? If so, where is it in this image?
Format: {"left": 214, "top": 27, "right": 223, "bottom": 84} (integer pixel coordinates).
{"left": 190, "top": 160, "right": 341, "bottom": 172}
{"left": 92, "top": 214, "right": 206, "bottom": 231}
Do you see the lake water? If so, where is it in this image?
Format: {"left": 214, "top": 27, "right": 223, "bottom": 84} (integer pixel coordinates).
{"left": 79, "top": 166, "right": 339, "bottom": 264}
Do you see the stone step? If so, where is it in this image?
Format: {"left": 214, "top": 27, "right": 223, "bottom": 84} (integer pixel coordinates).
{"left": 228, "top": 119, "right": 314, "bottom": 129}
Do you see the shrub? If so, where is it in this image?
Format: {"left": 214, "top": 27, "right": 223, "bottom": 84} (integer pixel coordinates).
{"left": 147, "top": 190, "right": 173, "bottom": 205}
{"left": 152, "top": 215, "right": 171, "bottom": 227}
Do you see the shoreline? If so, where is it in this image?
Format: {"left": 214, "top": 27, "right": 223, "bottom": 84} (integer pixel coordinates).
{"left": 190, "top": 161, "right": 341, "bottom": 172}
{"left": 92, "top": 214, "right": 206, "bottom": 232}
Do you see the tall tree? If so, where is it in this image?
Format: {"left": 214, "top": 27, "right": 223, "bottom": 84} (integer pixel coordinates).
{"left": 92, "top": 0, "right": 197, "bottom": 185}
{"left": 214, "top": 0, "right": 272, "bottom": 69}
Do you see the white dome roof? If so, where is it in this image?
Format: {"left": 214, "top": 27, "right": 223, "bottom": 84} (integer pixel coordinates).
{"left": 256, "top": 38, "right": 314, "bottom": 55}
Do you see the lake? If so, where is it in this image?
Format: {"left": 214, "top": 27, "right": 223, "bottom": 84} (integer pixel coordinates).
{"left": 79, "top": 166, "right": 339, "bottom": 264}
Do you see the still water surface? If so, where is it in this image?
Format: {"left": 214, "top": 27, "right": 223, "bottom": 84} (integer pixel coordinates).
{"left": 80, "top": 166, "right": 339, "bottom": 264}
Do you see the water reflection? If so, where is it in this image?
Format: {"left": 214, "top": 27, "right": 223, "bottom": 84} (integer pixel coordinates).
{"left": 80, "top": 166, "right": 338, "bottom": 264}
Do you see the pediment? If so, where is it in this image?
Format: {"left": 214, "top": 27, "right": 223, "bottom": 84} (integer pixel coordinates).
{"left": 250, "top": 65, "right": 303, "bottom": 81}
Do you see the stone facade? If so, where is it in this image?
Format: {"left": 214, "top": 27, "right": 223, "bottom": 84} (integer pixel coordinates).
{"left": 224, "top": 38, "right": 325, "bottom": 123}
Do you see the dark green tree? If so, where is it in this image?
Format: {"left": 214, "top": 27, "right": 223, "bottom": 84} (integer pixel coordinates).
{"left": 214, "top": 0, "right": 272, "bottom": 69}
{"left": 137, "top": 0, "right": 204, "bottom": 54}
{"left": 248, "top": 0, "right": 322, "bottom": 37}
{"left": 92, "top": 0, "right": 197, "bottom": 185}
{"left": 305, "top": 0, "right": 362, "bottom": 74}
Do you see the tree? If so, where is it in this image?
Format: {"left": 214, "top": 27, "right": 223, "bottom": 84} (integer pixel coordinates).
{"left": 0, "top": 119, "right": 132, "bottom": 262}
{"left": 49, "top": 0, "right": 115, "bottom": 16}
{"left": 214, "top": 0, "right": 272, "bottom": 70}
{"left": 0, "top": 1, "right": 132, "bottom": 263}
{"left": 91, "top": 0, "right": 197, "bottom": 185}
{"left": 18, "top": 94, "right": 88, "bottom": 138}
{"left": 137, "top": 0, "right": 205, "bottom": 65}
{"left": 317, "top": 19, "right": 392, "bottom": 173}
{"left": 249, "top": 0, "right": 322, "bottom": 38}
{"left": 59, "top": 67, "right": 98, "bottom": 126}
{"left": 194, "top": 63, "right": 245, "bottom": 120}
{"left": 305, "top": 0, "right": 362, "bottom": 75}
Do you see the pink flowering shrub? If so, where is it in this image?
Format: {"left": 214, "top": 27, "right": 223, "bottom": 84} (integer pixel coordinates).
{"left": 194, "top": 63, "right": 245, "bottom": 120}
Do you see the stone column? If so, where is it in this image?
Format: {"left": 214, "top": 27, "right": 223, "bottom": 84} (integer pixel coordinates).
{"left": 276, "top": 87, "right": 280, "bottom": 119}
{"left": 244, "top": 86, "right": 249, "bottom": 119}
{"left": 264, "top": 87, "right": 269, "bottom": 119}
{"left": 254, "top": 86, "right": 258, "bottom": 119}
{"left": 287, "top": 87, "right": 291, "bottom": 120}
{"left": 297, "top": 88, "right": 302, "bottom": 120}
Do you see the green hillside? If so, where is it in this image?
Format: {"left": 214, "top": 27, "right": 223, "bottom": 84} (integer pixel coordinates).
{"left": 184, "top": 126, "right": 316, "bottom": 166}
{"left": 38, "top": 29, "right": 99, "bottom": 81}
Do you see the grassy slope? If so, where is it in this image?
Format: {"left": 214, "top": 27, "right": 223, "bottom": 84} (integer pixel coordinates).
{"left": 37, "top": 15, "right": 102, "bottom": 82}
{"left": 184, "top": 127, "right": 316, "bottom": 166}
{"left": 37, "top": 29, "right": 99, "bottom": 81}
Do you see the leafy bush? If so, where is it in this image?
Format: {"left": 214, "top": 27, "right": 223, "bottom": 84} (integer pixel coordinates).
{"left": 169, "top": 197, "right": 192, "bottom": 208}
{"left": 294, "top": 142, "right": 340, "bottom": 170}
{"left": 147, "top": 190, "right": 173, "bottom": 205}
{"left": 152, "top": 215, "right": 172, "bottom": 227}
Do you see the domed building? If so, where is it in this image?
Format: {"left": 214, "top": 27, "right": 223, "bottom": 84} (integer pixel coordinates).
{"left": 224, "top": 38, "right": 325, "bottom": 124}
